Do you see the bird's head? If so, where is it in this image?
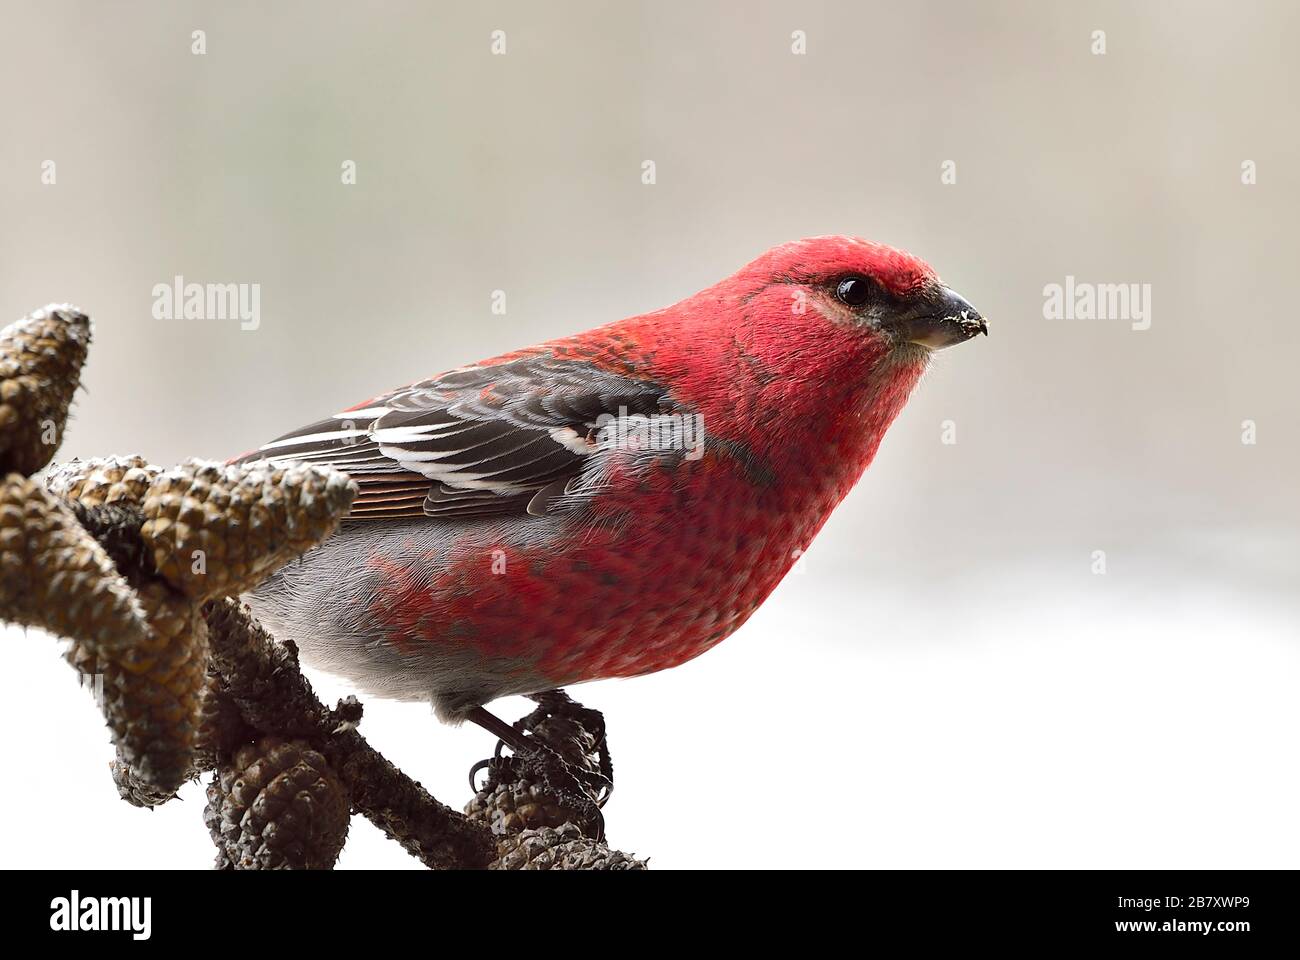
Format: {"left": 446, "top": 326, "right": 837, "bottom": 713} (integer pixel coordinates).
{"left": 634, "top": 235, "right": 988, "bottom": 461}
{"left": 606, "top": 235, "right": 986, "bottom": 455}
{"left": 733, "top": 235, "right": 987, "bottom": 354}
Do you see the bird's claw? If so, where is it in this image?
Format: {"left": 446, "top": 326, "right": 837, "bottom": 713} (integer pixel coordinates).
{"left": 468, "top": 756, "right": 494, "bottom": 794}
{"left": 465, "top": 690, "right": 614, "bottom": 838}
{"left": 522, "top": 689, "right": 615, "bottom": 807}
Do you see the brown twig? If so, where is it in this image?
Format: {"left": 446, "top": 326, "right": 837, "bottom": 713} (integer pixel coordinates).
{"left": 202, "top": 597, "right": 498, "bottom": 869}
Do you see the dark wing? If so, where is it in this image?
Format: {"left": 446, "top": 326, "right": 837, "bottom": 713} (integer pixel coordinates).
{"left": 234, "top": 355, "right": 671, "bottom": 520}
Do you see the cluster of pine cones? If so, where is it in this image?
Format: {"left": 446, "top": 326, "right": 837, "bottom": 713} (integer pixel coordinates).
{"left": 0, "top": 304, "right": 645, "bottom": 870}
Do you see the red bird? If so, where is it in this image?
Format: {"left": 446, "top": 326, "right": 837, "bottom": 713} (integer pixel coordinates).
{"left": 239, "top": 236, "right": 986, "bottom": 745}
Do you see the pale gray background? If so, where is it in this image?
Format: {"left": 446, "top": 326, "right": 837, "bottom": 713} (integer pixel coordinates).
{"left": 2, "top": 1, "right": 1297, "bottom": 868}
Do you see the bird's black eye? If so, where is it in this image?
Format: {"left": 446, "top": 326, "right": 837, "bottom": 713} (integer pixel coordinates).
{"left": 835, "top": 276, "right": 871, "bottom": 307}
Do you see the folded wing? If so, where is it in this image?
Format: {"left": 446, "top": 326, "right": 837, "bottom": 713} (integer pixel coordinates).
{"left": 235, "top": 355, "right": 671, "bottom": 520}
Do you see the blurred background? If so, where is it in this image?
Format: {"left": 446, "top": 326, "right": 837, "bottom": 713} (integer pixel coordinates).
{"left": 2, "top": 0, "right": 1297, "bottom": 868}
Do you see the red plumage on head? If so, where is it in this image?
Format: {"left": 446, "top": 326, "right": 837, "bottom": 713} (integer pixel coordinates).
{"left": 554, "top": 235, "right": 938, "bottom": 439}
{"left": 730, "top": 235, "right": 938, "bottom": 298}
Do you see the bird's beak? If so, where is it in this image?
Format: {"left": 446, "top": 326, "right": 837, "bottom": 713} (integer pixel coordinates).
{"left": 897, "top": 286, "right": 988, "bottom": 349}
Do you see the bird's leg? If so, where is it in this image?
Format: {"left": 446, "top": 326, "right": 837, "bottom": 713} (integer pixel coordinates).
{"left": 466, "top": 705, "right": 534, "bottom": 795}
{"left": 467, "top": 705, "right": 535, "bottom": 756}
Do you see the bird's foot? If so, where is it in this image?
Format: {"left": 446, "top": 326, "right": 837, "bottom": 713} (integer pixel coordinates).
{"left": 523, "top": 689, "right": 614, "bottom": 806}
{"left": 465, "top": 692, "right": 613, "bottom": 840}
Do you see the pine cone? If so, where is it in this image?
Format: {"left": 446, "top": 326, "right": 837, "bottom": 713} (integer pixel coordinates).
{"left": 491, "top": 822, "right": 646, "bottom": 871}
{"left": 69, "top": 581, "right": 210, "bottom": 793}
{"left": 466, "top": 777, "right": 585, "bottom": 835}
{"left": 1, "top": 470, "right": 208, "bottom": 794}
{"left": 192, "top": 672, "right": 249, "bottom": 772}
{"left": 140, "top": 459, "right": 356, "bottom": 600}
{"left": 0, "top": 304, "right": 90, "bottom": 476}
{"left": 110, "top": 749, "right": 180, "bottom": 808}
{"left": 0, "top": 474, "right": 150, "bottom": 654}
{"left": 107, "top": 667, "right": 242, "bottom": 808}
{"left": 204, "top": 737, "right": 350, "bottom": 870}
{"left": 46, "top": 455, "right": 162, "bottom": 506}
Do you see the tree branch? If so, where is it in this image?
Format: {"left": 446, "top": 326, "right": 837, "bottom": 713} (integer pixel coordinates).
{"left": 202, "top": 597, "right": 497, "bottom": 870}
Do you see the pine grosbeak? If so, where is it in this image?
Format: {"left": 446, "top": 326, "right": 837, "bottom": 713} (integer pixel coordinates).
{"left": 237, "top": 236, "right": 986, "bottom": 741}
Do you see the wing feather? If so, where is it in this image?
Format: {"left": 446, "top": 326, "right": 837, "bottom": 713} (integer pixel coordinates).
{"left": 233, "top": 355, "right": 672, "bottom": 520}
